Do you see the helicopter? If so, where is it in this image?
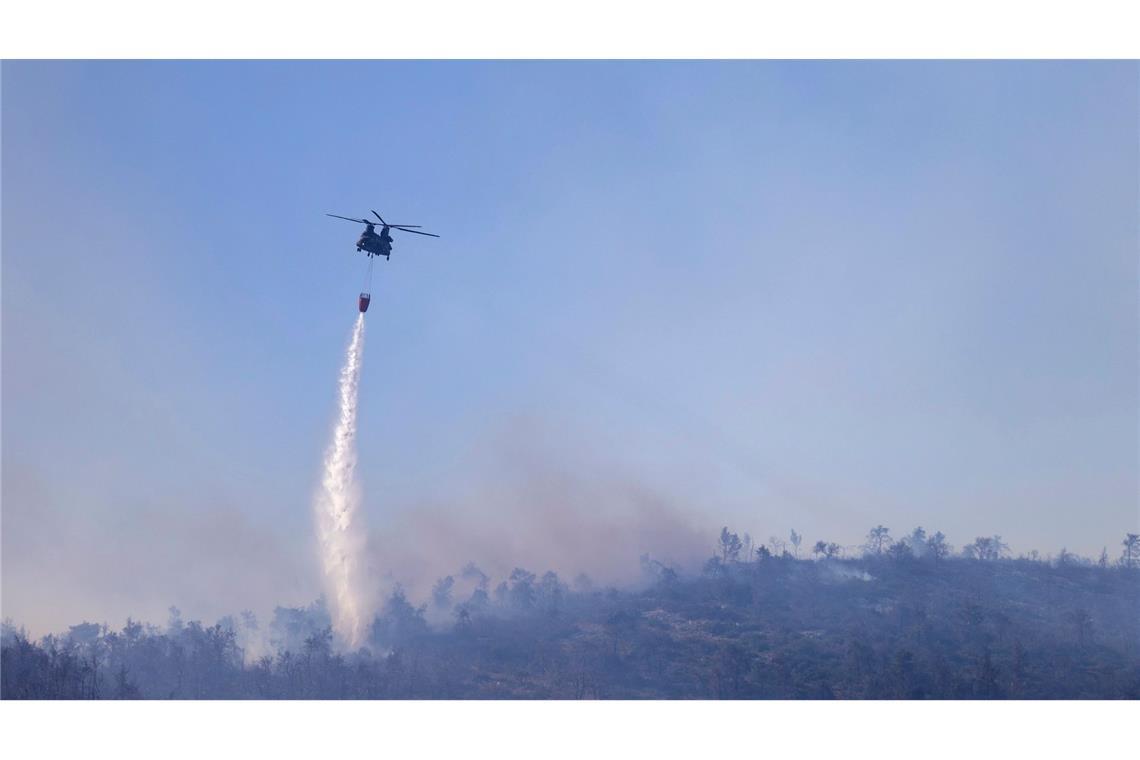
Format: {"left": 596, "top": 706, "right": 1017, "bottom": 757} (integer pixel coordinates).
{"left": 326, "top": 209, "right": 439, "bottom": 260}
{"left": 327, "top": 209, "right": 439, "bottom": 313}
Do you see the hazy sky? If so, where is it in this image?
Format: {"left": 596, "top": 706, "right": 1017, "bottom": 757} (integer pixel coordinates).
{"left": 3, "top": 61, "right": 1137, "bottom": 634}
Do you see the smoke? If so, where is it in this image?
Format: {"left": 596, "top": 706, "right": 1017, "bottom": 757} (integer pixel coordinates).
{"left": 363, "top": 423, "right": 712, "bottom": 603}
{"left": 314, "top": 314, "right": 371, "bottom": 648}
{"left": 822, "top": 563, "right": 874, "bottom": 582}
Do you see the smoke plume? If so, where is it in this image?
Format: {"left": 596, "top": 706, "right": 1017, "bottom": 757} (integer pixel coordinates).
{"left": 314, "top": 314, "right": 370, "bottom": 647}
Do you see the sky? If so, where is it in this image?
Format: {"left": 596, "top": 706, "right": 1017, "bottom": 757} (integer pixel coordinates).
{"left": 2, "top": 61, "right": 1137, "bottom": 635}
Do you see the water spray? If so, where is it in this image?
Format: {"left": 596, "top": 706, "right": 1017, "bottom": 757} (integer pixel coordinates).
{"left": 313, "top": 210, "right": 436, "bottom": 647}
{"left": 314, "top": 313, "right": 370, "bottom": 647}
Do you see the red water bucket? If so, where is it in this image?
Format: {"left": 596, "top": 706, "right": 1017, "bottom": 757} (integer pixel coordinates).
{"left": 359, "top": 293, "right": 371, "bottom": 313}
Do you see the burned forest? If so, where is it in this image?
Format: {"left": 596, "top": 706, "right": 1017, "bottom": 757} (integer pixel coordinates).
{"left": 4, "top": 528, "right": 1139, "bottom": 699}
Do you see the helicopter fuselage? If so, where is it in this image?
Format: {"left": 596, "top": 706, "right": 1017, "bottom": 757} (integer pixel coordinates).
{"left": 329, "top": 210, "right": 436, "bottom": 259}
{"left": 356, "top": 224, "right": 393, "bottom": 259}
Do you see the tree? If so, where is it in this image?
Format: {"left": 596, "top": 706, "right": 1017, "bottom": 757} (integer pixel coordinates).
{"left": 269, "top": 600, "right": 332, "bottom": 654}
{"left": 370, "top": 589, "right": 427, "bottom": 649}
{"left": 1098, "top": 547, "right": 1109, "bottom": 569}
{"left": 964, "top": 536, "right": 1008, "bottom": 562}
{"left": 927, "top": 531, "right": 951, "bottom": 561}
{"left": 431, "top": 576, "right": 455, "bottom": 609}
{"left": 789, "top": 529, "right": 802, "bottom": 558}
{"left": 812, "top": 541, "right": 840, "bottom": 559}
{"left": 466, "top": 587, "right": 490, "bottom": 612}
{"left": 508, "top": 568, "right": 537, "bottom": 609}
{"left": 993, "top": 535, "right": 1010, "bottom": 559}
{"left": 719, "top": 528, "right": 743, "bottom": 563}
{"left": 1122, "top": 534, "right": 1140, "bottom": 568}
{"left": 962, "top": 539, "right": 986, "bottom": 560}
{"left": 755, "top": 545, "right": 772, "bottom": 561}
{"left": 886, "top": 540, "right": 914, "bottom": 562}
{"left": 67, "top": 622, "right": 101, "bottom": 649}
{"left": 904, "top": 527, "right": 928, "bottom": 557}
{"left": 538, "top": 571, "right": 564, "bottom": 616}
{"left": 113, "top": 664, "right": 141, "bottom": 699}
{"left": 769, "top": 536, "right": 787, "bottom": 557}
{"left": 865, "top": 525, "right": 891, "bottom": 556}
{"left": 454, "top": 606, "right": 472, "bottom": 631}
{"left": 303, "top": 627, "right": 333, "bottom": 660}
{"left": 703, "top": 556, "right": 726, "bottom": 577}
{"left": 167, "top": 607, "right": 184, "bottom": 636}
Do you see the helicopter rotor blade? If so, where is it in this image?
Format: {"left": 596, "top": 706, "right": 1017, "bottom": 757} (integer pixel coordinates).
{"left": 392, "top": 227, "right": 440, "bottom": 238}
{"left": 371, "top": 210, "right": 387, "bottom": 225}
{"left": 385, "top": 224, "right": 422, "bottom": 228}
{"left": 327, "top": 214, "right": 370, "bottom": 224}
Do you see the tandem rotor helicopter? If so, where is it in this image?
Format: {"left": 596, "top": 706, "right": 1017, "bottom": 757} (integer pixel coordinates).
{"left": 327, "top": 209, "right": 439, "bottom": 312}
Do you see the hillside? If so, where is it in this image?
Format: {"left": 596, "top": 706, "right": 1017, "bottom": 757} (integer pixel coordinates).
{"left": 4, "top": 542, "right": 1138, "bottom": 699}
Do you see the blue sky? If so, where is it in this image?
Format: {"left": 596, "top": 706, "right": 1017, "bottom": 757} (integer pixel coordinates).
{"left": 2, "top": 61, "right": 1137, "bottom": 633}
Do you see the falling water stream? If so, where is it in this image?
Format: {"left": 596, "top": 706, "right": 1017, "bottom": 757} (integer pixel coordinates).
{"left": 314, "top": 313, "right": 369, "bottom": 647}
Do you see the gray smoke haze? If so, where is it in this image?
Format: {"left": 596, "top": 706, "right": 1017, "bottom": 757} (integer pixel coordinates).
{"left": 1, "top": 414, "right": 714, "bottom": 637}
{"left": 357, "top": 412, "right": 713, "bottom": 607}
{"left": 363, "top": 454, "right": 711, "bottom": 605}
{"left": 1, "top": 461, "right": 317, "bottom": 637}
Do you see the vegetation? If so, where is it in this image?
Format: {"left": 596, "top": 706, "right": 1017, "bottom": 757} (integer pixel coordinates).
{"left": 3, "top": 527, "right": 1138, "bottom": 699}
